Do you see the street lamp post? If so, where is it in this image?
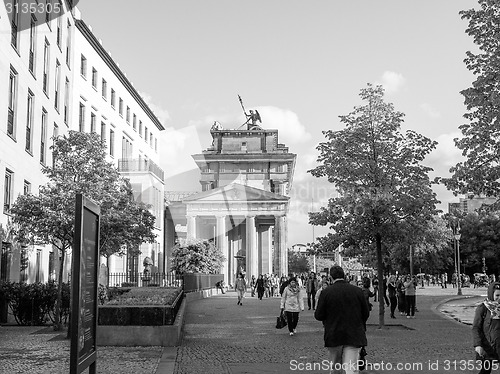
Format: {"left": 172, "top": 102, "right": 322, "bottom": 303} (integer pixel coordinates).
{"left": 451, "top": 221, "right": 462, "bottom": 296}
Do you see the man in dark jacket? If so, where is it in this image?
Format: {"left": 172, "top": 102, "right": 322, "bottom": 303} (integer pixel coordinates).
{"left": 279, "top": 273, "right": 294, "bottom": 296}
{"left": 315, "top": 265, "right": 369, "bottom": 374}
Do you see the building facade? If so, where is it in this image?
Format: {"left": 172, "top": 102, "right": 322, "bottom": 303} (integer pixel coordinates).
{"left": 72, "top": 13, "right": 165, "bottom": 276}
{"left": 165, "top": 125, "right": 296, "bottom": 285}
{"left": 0, "top": 2, "right": 165, "bottom": 300}
{"left": 0, "top": 0, "right": 76, "bottom": 286}
{"left": 448, "top": 194, "right": 498, "bottom": 215}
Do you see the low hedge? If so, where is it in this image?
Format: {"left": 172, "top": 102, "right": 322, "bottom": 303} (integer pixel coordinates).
{"left": 0, "top": 280, "right": 70, "bottom": 326}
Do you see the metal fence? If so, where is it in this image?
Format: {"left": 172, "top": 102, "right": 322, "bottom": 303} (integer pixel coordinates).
{"left": 108, "top": 272, "right": 182, "bottom": 288}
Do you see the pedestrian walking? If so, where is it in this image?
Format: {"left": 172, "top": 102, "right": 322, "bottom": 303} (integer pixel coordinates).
{"left": 250, "top": 275, "right": 256, "bottom": 297}
{"left": 361, "top": 277, "right": 374, "bottom": 313}
{"left": 315, "top": 280, "right": 329, "bottom": 307}
{"left": 381, "top": 276, "right": 390, "bottom": 306}
{"left": 404, "top": 275, "right": 417, "bottom": 318}
{"left": 254, "top": 274, "right": 265, "bottom": 300}
{"left": 387, "top": 275, "right": 398, "bottom": 318}
{"left": 280, "top": 273, "right": 294, "bottom": 296}
{"left": 280, "top": 277, "right": 304, "bottom": 336}
{"left": 472, "top": 282, "right": 500, "bottom": 374}
{"left": 264, "top": 275, "right": 271, "bottom": 298}
{"left": 396, "top": 275, "right": 406, "bottom": 315}
{"left": 315, "top": 265, "right": 369, "bottom": 374}
{"left": 306, "top": 272, "right": 319, "bottom": 310}
{"left": 235, "top": 272, "right": 247, "bottom": 306}
{"left": 270, "top": 274, "right": 279, "bottom": 297}
{"left": 372, "top": 275, "right": 379, "bottom": 302}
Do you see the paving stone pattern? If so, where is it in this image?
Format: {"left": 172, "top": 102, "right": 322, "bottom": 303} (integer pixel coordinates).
{"left": 0, "top": 326, "right": 162, "bottom": 374}
{"left": 0, "top": 286, "right": 488, "bottom": 374}
{"left": 175, "top": 287, "right": 487, "bottom": 374}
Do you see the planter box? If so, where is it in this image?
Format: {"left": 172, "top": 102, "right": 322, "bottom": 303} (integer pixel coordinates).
{"left": 182, "top": 273, "right": 223, "bottom": 293}
{"left": 97, "top": 290, "right": 185, "bottom": 346}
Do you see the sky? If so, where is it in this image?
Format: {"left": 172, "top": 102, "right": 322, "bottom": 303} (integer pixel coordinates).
{"left": 76, "top": 0, "right": 478, "bottom": 246}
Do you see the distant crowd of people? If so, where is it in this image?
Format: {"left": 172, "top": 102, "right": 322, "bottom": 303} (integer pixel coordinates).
{"left": 225, "top": 268, "right": 500, "bottom": 374}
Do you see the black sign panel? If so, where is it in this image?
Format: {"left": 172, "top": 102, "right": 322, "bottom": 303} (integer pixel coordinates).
{"left": 70, "top": 194, "right": 100, "bottom": 374}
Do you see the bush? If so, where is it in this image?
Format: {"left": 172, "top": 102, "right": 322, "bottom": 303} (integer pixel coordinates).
{"left": 171, "top": 238, "right": 225, "bottom": 274}
{"left": 98, "top": 284, "right": 108, "bottom": 305}
{"left": 121, "top": 282, "right": 138, "bottom": 287}
{"left": 105, "top": 287, "right": 181, "bottom": 306}
{"left": 47, "top": 281, "right": 70, "bottom": 325}
{"left": 0, "top": 280, "right": 70, "bottom": 326}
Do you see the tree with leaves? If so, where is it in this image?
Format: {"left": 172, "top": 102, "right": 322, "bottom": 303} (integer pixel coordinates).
{"left": 458, "top": 212, "right": 500, "bottom": 276}
{"left": 308, "top": 84, "right": 440, "bottom": 327}
{"left": 171, "top": 239, "right": 225, "bottom": 274}
{"left": 288, "top": 249, "right": 309, "bottom": 275}
{"left": 10, "top": 131, "right": 156, "bottom": 330}
{"left": 444, "top": 1, "right": 500, "bottom": 197}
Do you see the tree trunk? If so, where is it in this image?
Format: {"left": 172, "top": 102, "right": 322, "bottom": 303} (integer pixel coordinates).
{"left": 53, "top": 249, "right": 65, "bottom": 331}
{"left": 376, "top": 232, "right": 385, "bottom": 329}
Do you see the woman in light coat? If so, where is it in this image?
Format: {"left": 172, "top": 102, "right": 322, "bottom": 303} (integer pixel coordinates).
{"left": 235, "top": 272, "right": 247, "bottom": 306}
{"left": 280, "top": 277, "right": 305, "bottom": 336}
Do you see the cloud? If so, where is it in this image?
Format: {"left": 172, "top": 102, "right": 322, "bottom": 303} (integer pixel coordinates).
{"left": 293, "top": 153, "right": 318, "bottom": 183}
{"left": 159, "top": 125, "right": 203, "bottom": 179}
{"left": 254, "top": 106, "right": 312, "bottom": 145}
{"left": 425, "top": 131, "right": 463, "bottom": 176}
{"left": 139, "top": 92, "right": 171, "bottom": 124}
{"left": 187, "top": 106, "right": 311, "bottom": 147}
{"left": 376, "top": 71, "right": 406, "bottom": 94}
{"left": 425, "top": 132, "right": 464, "bottom": 212}
{"left": 420, "top": 103, "right": 441, "bottom": 119}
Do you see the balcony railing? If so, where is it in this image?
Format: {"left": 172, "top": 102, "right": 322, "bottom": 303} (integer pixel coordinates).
{"left": 118, "top": 159, "right": 164, "bottom": 182}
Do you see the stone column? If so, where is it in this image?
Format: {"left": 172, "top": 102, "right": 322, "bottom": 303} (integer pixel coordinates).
{"left": 259, "top": 225, "right": 272, "bottom": 275}
{"left": 216, "top": 215, "right": 228, "bottom": 285}
{"left": 274, "top": 215, "right": 287, "bottom": 276}
{"left": 246, "top": 215, "right": 257, "bottom": 279}
{"left": 186, "top": 215, "right": 197, "bottom": 239}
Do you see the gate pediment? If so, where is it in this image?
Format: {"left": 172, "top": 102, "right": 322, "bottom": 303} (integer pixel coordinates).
{"left": 183, "top": 183, "right": 289, "bottom": 203}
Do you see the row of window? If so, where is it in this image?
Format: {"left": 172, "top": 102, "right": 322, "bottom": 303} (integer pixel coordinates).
{"left": 8, "top": 66, "right": 62, "bottom": 163}
{"left": 80, "top": 54, "right": 158, "bottom": 152}
{"left": 11, "top": 0, "right": 72, "bottom": 81}
{"left": 4, "top": 169, "right": 32, "bottom": 213}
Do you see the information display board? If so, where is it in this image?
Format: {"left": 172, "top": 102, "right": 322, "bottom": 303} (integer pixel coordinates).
{"left": 70, "top": 194, "right": 100, "bottom": 374}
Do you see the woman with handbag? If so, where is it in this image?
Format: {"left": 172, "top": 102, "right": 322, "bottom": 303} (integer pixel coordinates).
{"left": 280, "top": 277, "right": 304, "bottom": 336}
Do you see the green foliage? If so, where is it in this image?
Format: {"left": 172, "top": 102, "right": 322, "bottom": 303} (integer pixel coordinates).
{"left": 444, "top": 1, "right": 500, "bottom": 196}
{"left": 288, "top": 249, "right": 310, "bottom": 274}
{"left": 307, "top": 255, "right": 335, "bottom": 273}
{"left": 171, "top": 239, "right": 225, "bottom": 274}
{"left": 105, "top": 287, "right": 181, "bottom": 306}
{"left": 308, "top": 84, "right": 440, "bottom": 326}
{"left": 0, "top": 281, "right": 70, "bottom": 326}
{"left": 459, "top": 212, "right": 500, "bottom": 275}
{"left": 10, "top": 131, "right": 157, "bottom": 257}
{"left": 9, "top": 130, "right": 157, "bottom": 330}
{"left": 98, "top": 284, "right": 109, "bottom": 305}
{"left": 309, "top": 84, "right": 439, "bottom": 253}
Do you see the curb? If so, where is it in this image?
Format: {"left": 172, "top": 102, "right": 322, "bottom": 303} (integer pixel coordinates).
{"left": 155, "top": 288, "right": 222, "bottom": 374}
{"left": 430, "top": 294, "right": 483, "bottom": 327}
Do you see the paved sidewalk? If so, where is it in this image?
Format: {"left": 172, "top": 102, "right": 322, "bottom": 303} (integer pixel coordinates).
{"left": 172, "top": 286, "right": 486, "bottom": 374}
{"left": 0, "top": 286, "right": 487, "bottom": 374}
